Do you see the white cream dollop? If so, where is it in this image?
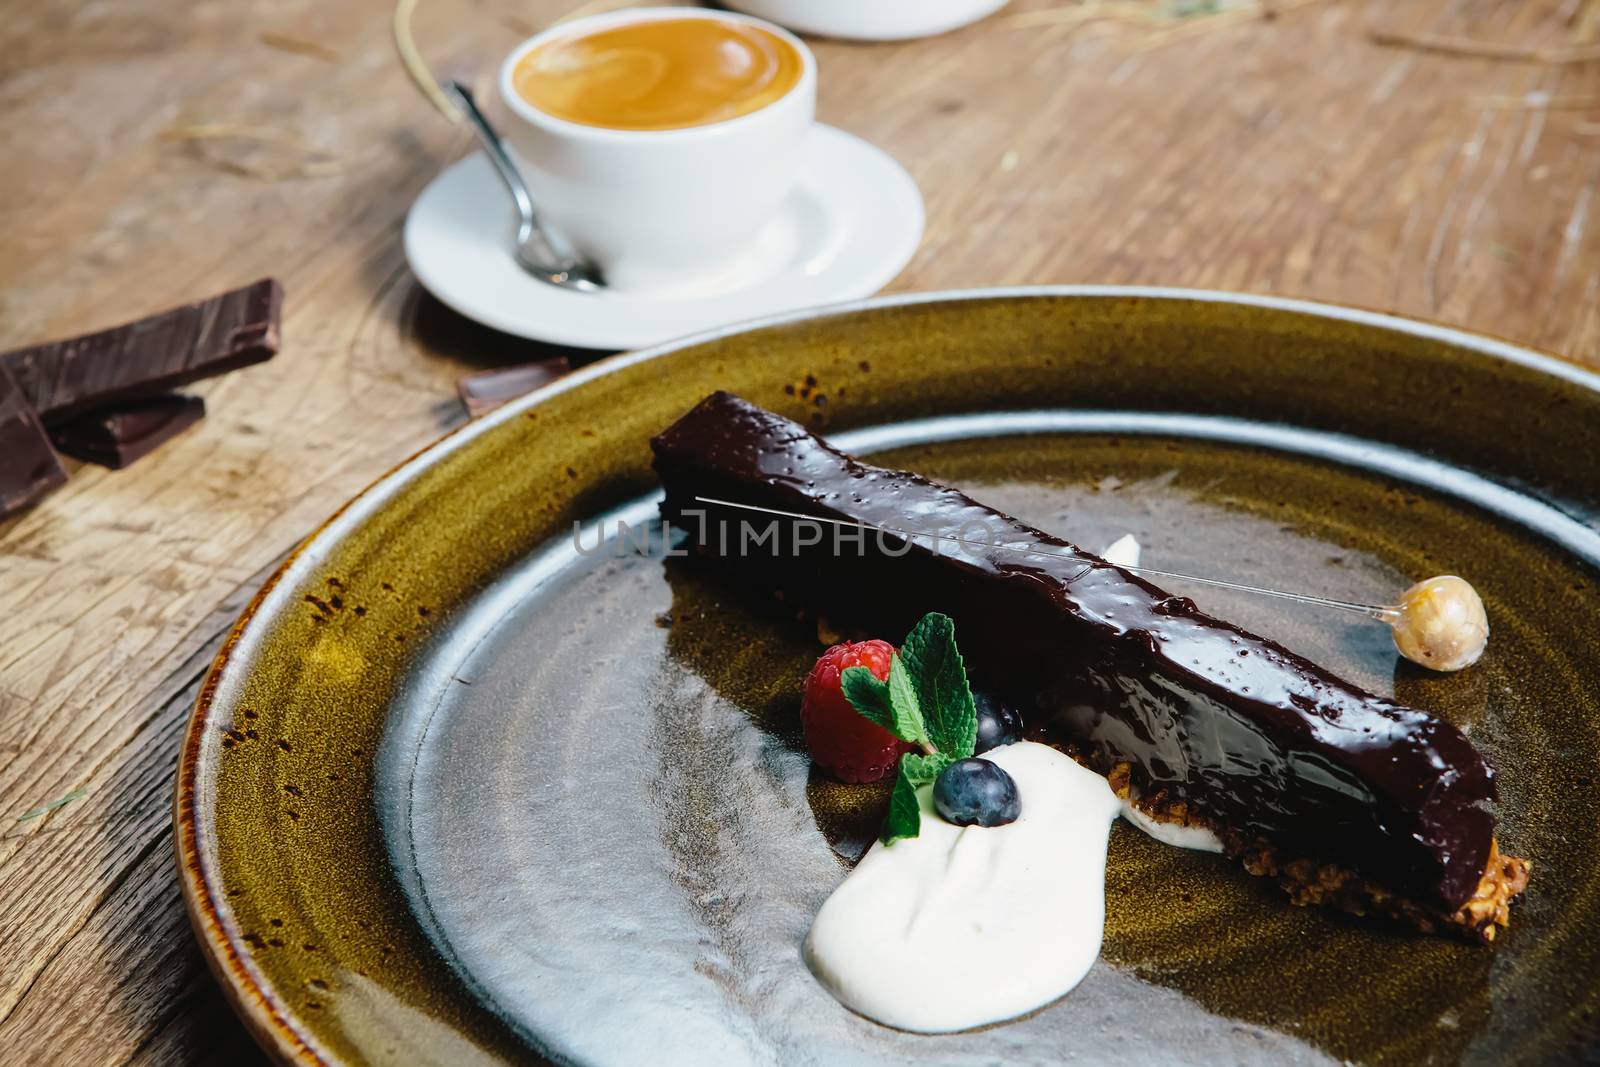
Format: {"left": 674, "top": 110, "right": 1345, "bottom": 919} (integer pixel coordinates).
{"left": 1120, "top": 793, "right": 1224, "bottom": 853}
{"left": 802, "top": 742, "right": 1122, "bottom": 1033}
{"left": 805, "top": 536, "right": 1227, "bottom": 1033}
{"left": 1100, "top": 533, "right": 1142, "bottom": 569}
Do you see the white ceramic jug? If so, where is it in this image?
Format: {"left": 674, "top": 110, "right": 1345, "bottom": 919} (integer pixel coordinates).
{"left": 720, "top": 0, "right": 1010, "bottom": 41}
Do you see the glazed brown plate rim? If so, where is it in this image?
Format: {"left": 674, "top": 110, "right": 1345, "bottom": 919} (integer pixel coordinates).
{"left": 173, "top": 285, "right": 1600, "bottom": 1066}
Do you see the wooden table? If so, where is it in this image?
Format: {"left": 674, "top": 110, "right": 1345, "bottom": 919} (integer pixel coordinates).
{"left": 2, "top": 0, "right": 1596, "bottom": 1062}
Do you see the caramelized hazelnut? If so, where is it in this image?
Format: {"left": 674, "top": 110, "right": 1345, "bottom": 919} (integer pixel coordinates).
{"left": 1391, "top": 575, "right": 1488, "bottom": 672}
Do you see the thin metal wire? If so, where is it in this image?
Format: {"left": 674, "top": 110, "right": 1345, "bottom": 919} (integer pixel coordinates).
{"left": 691, "top": 495, "right": 1400, "bottom": 622}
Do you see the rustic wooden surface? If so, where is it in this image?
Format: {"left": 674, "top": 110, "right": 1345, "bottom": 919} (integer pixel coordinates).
{"left": 1, "top": 0, "right": 1597, "bottom": 1062}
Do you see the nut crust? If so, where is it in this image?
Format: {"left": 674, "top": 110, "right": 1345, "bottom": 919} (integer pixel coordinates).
{"left": 1102, "top": 758, "right": 1528, "bottom": 942}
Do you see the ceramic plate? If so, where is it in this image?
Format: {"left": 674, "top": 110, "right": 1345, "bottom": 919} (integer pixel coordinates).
{"left": 177, "top": 288, "right": 1600, "bottom": 1066}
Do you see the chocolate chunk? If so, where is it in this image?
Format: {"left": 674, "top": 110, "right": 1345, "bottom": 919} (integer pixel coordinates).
{"left": 0, "top": 362, "right": 68, "bottom": 517}
{"left": 50, "top": 394, "right": 206, "bottom": 470}
{"left": 1, "top": 279, "right": 281, "bottom": 425}
{"left": 457, "top": 357, "right": 572, "bottom": 417}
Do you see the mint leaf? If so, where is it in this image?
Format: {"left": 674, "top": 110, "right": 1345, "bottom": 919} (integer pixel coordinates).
{"left": 902, "top": 751, "right": 953, "bottom": 783}
{"left": 839, "top": 666, "right": 895, "bottom": 734}
{"left": 898, "top": 613, "right": 977, "bottom": 759}
{"left": 880, "top": 751, "right": 954, "bottom": 845}
{"left": 840, "top": 655, "right": 929, "bottom": 748}
{"left": 886, "top": 653, "right": 929, "bottom": 748}
{"left": 882, "top": 762, "right": 924, "bottom": 845}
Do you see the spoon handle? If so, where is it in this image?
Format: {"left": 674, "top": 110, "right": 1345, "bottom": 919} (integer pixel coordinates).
{"left": 441, "top": 81, "right": 585, "bottom": 269}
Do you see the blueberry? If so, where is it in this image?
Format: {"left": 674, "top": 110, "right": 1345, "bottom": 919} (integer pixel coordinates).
{"left": 933, "top": 758, "right": 1021, "bottom": 828}
{"left": 972, "top": 692, "right": 1023, "bottom": 754}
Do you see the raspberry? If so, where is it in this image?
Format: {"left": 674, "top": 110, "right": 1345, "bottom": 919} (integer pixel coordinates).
{"left": 802, "top": 639, "right": 914, "bottom": 783}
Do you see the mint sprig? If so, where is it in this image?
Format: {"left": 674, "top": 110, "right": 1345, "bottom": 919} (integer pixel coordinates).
{"left": 840, "top": 662, "right": 927, "bottom": 747}
{"left": 838, "top": 612, "right": 979, "bottom": 844}
{"left": 899, "top": 612, "right": 978, "bottom": 758}
{"left": 882, "top": 751, "right": 956, "bottom": 845}
{"left": 838, "top": 667, "right": 894, "bottom": 732}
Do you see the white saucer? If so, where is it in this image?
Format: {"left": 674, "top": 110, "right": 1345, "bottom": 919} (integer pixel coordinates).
{"left": 404, "top": 124, "right": 924, "bottom": 350}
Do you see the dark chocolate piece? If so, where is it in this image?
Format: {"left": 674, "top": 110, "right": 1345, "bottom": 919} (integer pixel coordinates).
{"left": 651, "top": 392, "right": 1510, "bottom": 919}
{"left": 50, "top": 394, "right": 206, "bottom": 470}
{"left": 457, "top": 357, "right": 571, "bottom": 417}
{"left": 1, "top": 279, "right": 281, "bottom": 425}
{"left": 0, "top": 363, "right": 68, "bottom": 517}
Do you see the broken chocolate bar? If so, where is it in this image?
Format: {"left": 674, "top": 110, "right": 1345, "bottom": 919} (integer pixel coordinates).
{"left": 0, "top": 278, "right": 282, "bottom": 517}
{"left": 0, "top": 363, "right": 68, "bottom": 517}
{"left": 457, "top": 357, "right": 572, "bottom": 417}
{"left": 2, "top": 278, "right": 281, "bottom": 425}
{"left": 50, "top": 394, "right": 206, "bottom": 470}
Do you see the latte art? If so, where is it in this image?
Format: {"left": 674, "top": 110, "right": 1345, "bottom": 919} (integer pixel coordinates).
{"left": 513, "top": 17, "right": 803, "bottom": 131}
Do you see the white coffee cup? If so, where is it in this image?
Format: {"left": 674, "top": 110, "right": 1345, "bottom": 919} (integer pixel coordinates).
{"left": 497, "top": 8, "right": 817, "bottom": 294}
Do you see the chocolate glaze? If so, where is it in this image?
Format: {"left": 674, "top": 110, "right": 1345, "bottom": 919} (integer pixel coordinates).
{"left": 651, "top": 392, "right": 1501, "bottom": 913}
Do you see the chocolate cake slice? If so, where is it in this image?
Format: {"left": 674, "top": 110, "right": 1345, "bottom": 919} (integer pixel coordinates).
{"left": 651, "top": 392, "right": 1529, "bottom": 940}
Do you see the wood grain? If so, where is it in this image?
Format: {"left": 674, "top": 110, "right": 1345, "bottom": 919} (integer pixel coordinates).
{"left": 1, "top": 0, "right": 1597, "bottom": 1063}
